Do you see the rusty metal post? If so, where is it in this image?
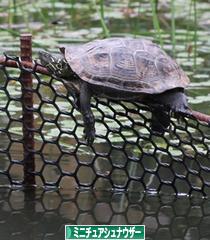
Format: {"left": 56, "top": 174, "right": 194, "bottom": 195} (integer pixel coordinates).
{"left": 20, "top": 33, "right": 35, "bottom": 187}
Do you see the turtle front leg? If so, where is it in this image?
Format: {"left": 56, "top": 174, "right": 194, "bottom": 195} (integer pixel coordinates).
{"left": 72, "top": 92, "right": 81, "bottom": 111}
{"left": 80, "top": 82, "right": 95, "bottom": 145}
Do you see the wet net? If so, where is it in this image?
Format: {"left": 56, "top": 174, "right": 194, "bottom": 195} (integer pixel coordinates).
{"left": 0, "top": 54, "right": 210, "bottom": 196}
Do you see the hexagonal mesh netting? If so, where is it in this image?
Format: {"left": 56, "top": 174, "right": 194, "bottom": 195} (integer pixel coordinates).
{"left": 0, "top": 53, "right": 210, "bottom": 196}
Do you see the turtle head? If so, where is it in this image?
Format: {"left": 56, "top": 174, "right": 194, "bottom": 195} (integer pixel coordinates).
{"left": 39, "top": 50, "right": 81, "bottom": 96}
{"left": 38, "top": 50, "right": 71, "bottom": 78}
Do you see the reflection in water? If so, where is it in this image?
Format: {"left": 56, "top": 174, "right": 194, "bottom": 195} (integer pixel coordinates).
{"left": 0, "top": 189, "right": 210, "bottom": 240}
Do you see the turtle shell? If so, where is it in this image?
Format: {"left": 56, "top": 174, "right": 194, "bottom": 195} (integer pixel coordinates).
{"left": 62, "top": 38, "right": 190, "bottom": 94}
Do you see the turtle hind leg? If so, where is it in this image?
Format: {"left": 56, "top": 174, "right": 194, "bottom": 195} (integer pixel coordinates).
{"left": 156, "top": 89, "right": 189, "bottom": 114}
{"left": 151, "top": 108, "right": 170, "bottom": 134}
{"left": 150, "top": 89, "right": 190, "bottom": 134}
{"left": 145, "top": 89, "right": 189, "bottom": 134}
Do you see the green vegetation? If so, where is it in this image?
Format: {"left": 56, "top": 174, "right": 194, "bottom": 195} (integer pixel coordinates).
{"left": 0, "top": 0, "right": 201, "bottom": 49}
{"left": 170, "top": 0, "right": 176, "bottom": 56}
{"left": 150, "top": 0, "right": 163, "bottom": 47}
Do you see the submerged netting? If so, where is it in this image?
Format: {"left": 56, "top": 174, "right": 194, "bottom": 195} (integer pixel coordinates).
{"left": 0, "top": 54, "right": 210, "bottom": 196}
{"left": 1, "top": 189, "right": 210, "bottom": 239}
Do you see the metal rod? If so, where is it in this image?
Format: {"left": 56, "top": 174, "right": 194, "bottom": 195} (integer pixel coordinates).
{"left": 0, "top": 55, "right": 50, "bottom": 75}
{"left": 191, "top": 110, "right": 210, "bottom": 125}
{"left": 20, "top": 33, "right": 35, "bottom": 187}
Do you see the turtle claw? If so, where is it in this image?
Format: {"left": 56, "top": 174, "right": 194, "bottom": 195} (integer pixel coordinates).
{"left": 72, "top": 99, "right": 80, "bottom": 111}
{"left": 84, "top": 127, "right": 95, "bottom": 145}
{"left": 71, "top": 93, "right": 81, "bottom": 111}
{"left": 171, "top": 104, "right": 189, "bottom": 119}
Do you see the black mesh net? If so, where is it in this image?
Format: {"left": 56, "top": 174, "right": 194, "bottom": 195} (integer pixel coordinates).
{"left": 0, "top": 55, "right": 210, "bottom": 196}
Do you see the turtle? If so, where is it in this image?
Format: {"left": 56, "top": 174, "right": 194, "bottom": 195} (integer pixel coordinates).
{"left": 39, "top": 37, "right": 190, "bottom": 145}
